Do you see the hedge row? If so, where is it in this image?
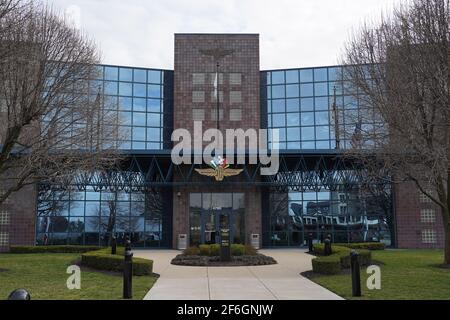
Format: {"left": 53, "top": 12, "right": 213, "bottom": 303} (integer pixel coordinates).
{"left": 184, "top": 244, "right": 257, "bottom": 256}
{"left": 81, "top": 248, "right": 153, "bottom": 276}
{"left": 311, "top": 244, "right": 372, "bottom": 275}
{"left": 335, "top": 242, "right": 386, "bottom": 251}
{"left": 9, "top": 245, "right": 102, "bottom": 254}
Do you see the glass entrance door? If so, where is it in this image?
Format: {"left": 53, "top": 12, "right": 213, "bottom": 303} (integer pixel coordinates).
{"left": 201, "top": 207, "right": 232, "bottom": 244}
{"left": 189, "top": 193, "right": 245, "bottom": 246}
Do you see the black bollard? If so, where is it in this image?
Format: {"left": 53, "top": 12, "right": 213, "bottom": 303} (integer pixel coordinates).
{"left": 8, "top": 289, "right": 31, "bottom": 300}
{"left": 111, "top": 236, "right": 117, "bottom": 255}
{"left": 123, "top": 240, "right": 133, "bottom": 299}
{"left": 350, "top": 250, "right": 362, "bottom": 297}
{"left": 324, "top": 237, "right": 332, "bottom": 256}
{"left": 308, "top": 233, "right": 313, "bottom": 253}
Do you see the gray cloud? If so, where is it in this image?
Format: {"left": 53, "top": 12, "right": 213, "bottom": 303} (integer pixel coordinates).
{"left": 52, "top": 0, "right": 402, "bottom": 69}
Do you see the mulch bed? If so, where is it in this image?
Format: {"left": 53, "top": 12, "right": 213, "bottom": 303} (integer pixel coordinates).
{"left": 171, "top": 254, "right": 277, "bottom": 267}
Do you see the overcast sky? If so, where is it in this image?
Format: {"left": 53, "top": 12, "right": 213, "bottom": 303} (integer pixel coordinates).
{"left": 52, "top": 0, "right": 403, "bottom": 70}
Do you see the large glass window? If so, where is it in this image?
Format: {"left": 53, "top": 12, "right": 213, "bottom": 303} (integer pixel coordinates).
{"left": 268, "top": 183, "right": 391, "bottom": 246}
{"left": 36, "top": 184, "right": 167, "bottom": 247}
{"left": 264, "top": 66, "right": 378, "bottom": 150}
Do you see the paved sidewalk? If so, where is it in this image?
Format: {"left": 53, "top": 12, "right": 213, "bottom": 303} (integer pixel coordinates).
{"left": 134, "top": 249, "right": 343, "bottom": 300}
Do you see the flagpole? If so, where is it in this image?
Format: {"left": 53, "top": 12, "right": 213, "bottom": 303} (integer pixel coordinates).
{"left": 216, "top": 62, "right": 220, "bottom": 131}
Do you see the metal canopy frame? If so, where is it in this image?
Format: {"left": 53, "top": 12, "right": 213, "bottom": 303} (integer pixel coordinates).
{"left": 41, "top": 150, "right": 389, "bottom": 193}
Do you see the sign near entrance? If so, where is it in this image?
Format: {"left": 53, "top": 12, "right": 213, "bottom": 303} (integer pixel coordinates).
{"left": 195, "top": 156, "right": 243, "bottom": 181}
{"left": 220, "top": 228, "right": 231, "bottom": 262}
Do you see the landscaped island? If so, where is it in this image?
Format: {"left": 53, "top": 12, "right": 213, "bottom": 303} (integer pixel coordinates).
{"left": 171, "top": 244, "right": 277, "bottom": 266}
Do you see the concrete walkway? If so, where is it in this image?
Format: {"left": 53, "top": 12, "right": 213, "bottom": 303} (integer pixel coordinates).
{"left": 134, "top": 249, "right": 343, "bottom": 300}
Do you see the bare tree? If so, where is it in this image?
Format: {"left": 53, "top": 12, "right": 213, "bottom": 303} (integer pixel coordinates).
{"left": 341, "top": 0, "right": 450, "bottom": 264}
{"left": 0, "top": 1, "right": 121, "bottom": 205}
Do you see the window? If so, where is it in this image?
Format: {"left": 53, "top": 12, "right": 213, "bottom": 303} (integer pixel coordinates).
{"left": 286, "top": 99, "right": 300, "bottom": 112}
{"left": 315, "top": 111, "right": 329, "bottom": 125}
{"left": 133, "top": 98, "right": 146, "bottom": 112}
{"left": 192, "top": 91, "right": 205, "bottom": 103}
{"left": 148, "top": 70, "right": 161, "bottom": 84}
{"left": 0, "top": 232, "right": 8, "bottom": 246}
{"left": 133, "top": 83, "right": 146, "bottom": 98}
{"left": 287, "top": 127, "right": 300, "bottom": 140}
{"left": 314, "top": 68, "right": 328, "bottom": 82}
{"left": 229, "top": 91, "right": 242, "bottom": 104}
{"left": 421, "top": 229, "right": 437, "bottom": 244}
{"left": 285, "top": 70, "right": 299, "bottom": 83}
{"left": 132, "top": 113, "right": 146, "bottom": 126}
{"left": 301, "top": 112, "right": 314, "bottom": 126}
{"left": 300, "top": 69, "right": 313, "bottom": 83}
{"left": 192, "top": 109, "right": 205, "bottom": 121}
{"left": 0, "top": 190, "right": 10, "bottom": 204}
{"left": 104, "top": 67, "right": 118, "bottom": 81}
{"left": 419, "top": 191, "right": 433, "bottom": 203}
{"left": 134, "top": 69, "right": 147, "bottom": 83}
{"left": 314, "top": 83, "right": 328, "bottom": 96}
{"left": 133, "top": 127, "right": 145, "bottom": 141}
{"left": 421, "top": 209, "right": 436, "bottom": 223}
{"left": 119, "top": 82, "right": 132, "bottom": 96}
{"left": 286, "top": 84, "right": 299, "bottom": 98}
{"left": 0, "top": 211, "right": 9, "bottom": 225}
{"left": 229, "top": 73, "right": 242, "bottom": 85}
{"left": 147, "top": 99, "right": 161, "bottom": 112}
{"left": 315, "top": 97, "right": 329, "bottom": 111}
{"left": 147, "top": 113, "right": 161, "bottom": 126}
{"left": 272, "top": 114, "right": 286, "bottom": 127}
{"left": 272, "top": 85, "right": 285, "bottom": 99}
{"left": 104, "top": 81, "right": 118, "bottom": 95}
{"left": 229, "top": 109, "right": 242, "bottom": 121}
{"left": 301, "top": 127, "right": 315, "bottom": 140}
{"left": 272, "top": 99, "right": 285, "bottom": 113}
{"left": 192, "top": 73, "right": 205, "bottom": 85}
{"left": 300, "top": 84, "right": 314, "bottom": 97}
{"left": 286, "top": 113, "right": 300, "bottom": 127}
{"left": 148, "top": 85, "right": 161, "bottom": 98}
{"left": 271, "top": 71, "right": 285, "bottom": 84}
{"left": 119, "top": 68, "right": 133, "bottom": 82}
{"left": 300, "top": 98, "right": 314, "bottom": 111}
{"left": 147, "top": 128, "right": 160, "bottom": 141}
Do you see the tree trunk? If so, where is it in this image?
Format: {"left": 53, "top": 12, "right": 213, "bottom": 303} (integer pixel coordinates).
{"left": 444, "top": 221, "right": 450, "bottom": 266}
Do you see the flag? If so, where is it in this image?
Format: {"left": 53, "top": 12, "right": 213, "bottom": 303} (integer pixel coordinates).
{"left": 350, "top": 120, "right": 363, "bottom": 148}
{"left": 213, "top": 72, "right": 218, "bottom": 101}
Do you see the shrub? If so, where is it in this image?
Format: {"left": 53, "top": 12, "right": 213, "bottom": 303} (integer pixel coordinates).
{"left": 10, "top": 245, "right": 102, "bottom": 254}
{"left": 311, "top": 256, "right": 341, "bottom": 275}
{"left": 231, "top": 244, "right": 245, "bottom": 256}
{"left": 210, "top": 244, "right": 220, "bottom": 256}
{"left": 338, "top": 242, "right": 386, "bottom": 251}
{"left": 244, "top": 245, "right": 258, "bottom": 256}
{"left": 199, "top": 244, "right": 211, "bottom": 256}
{"left": 81, "top": 248, "right": 153, "bottom": 276}
{"left": 188, "top": 244, "right": 258, "bottom": 257}
{"left": 183, "top": 246, "right": 200, "bottom": 256}
{"left": 311, "top": 243, "right": 372, "bottom": 275}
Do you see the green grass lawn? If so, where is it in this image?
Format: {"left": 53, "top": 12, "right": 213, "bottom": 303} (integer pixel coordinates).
{"left": 306, "top": 249, "right": 450, "bottom": 300}
{"left": 0, "top": 253, "right": 157, "bottom": 300}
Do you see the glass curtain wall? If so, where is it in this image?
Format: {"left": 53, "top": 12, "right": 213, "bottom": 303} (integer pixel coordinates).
{"left": 263, "top": 67, "right": 381, "bottom": 150}
{"left": 268, "top": 184, "right": 391, "bottom": 246}
{"left": 36, "top": 185, "right": 167, "bottom": 247}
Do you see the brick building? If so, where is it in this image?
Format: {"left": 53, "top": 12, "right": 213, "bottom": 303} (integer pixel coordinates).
{"left": 0, "top": 33, "right": 443, "bottom": 251}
